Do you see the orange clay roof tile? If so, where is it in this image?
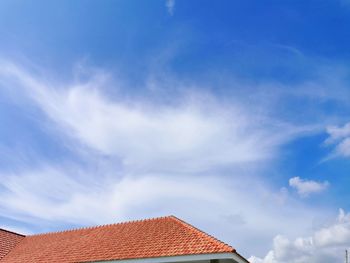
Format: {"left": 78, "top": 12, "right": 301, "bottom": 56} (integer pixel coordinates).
{"left": 0, "top": 229, "right": 25, "bottom": 260}
{"left": 0, "top": 216, "right": 236, "bottom": 263}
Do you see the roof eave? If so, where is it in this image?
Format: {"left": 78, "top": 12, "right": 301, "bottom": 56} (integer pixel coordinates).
{"left": 90, "top": 252, "right": 248, "bottom": 263}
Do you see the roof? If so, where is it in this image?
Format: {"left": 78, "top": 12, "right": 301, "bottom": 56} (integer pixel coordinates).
{"left": 0, "top": 216, "right": 240, "bottom": 263}
{"left": 0, "top": 229, "right": 24, "bottom": 260}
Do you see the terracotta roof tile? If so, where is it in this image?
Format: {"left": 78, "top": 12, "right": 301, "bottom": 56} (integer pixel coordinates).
{"left": 0, "top": 216, "right": 237, "bottom": 263}
{"left": 0, "top": 229, "right": 25, "bottom": 260}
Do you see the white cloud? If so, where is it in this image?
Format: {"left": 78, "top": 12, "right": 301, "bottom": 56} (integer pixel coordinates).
{"left": 0, "top": 166, "right": 224, "bottom": 225}
{"left": 0, "top": 61, "right": 303, "bottom": 174}
{"left": 0, "top": 164, "right": 326, "bottom": 257}
{"left": 0, "top": 60, "right": 331, "bottom": 257}
{"left": 249, "top": 209, "right": 350, "bottom": 263}
{"left": 325, "top": 122, "right": 350, "bottom": 158}
{"left": 326, "top": 123, "right": 350, "bottom": 143}
{"left": 166, "top": 0, "right": 175, "bottom": 15}
{"left": 314, "top": 209, "right": 350, "bottom": 247}
{"left": 289, "top": 177, "right": 329, "bottom": 197}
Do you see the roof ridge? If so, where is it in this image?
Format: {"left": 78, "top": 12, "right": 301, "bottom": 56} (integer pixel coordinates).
{"left": 0, "top": 228, "right": 26, "bottom": 237}
{"left": 169, "top": 215, "right": 235, "bottom": 252}
{"left": 28, "top": 215, "right": 173, "bottom": 237}
{"left": 0, "top": 215, "right": 246, "bottom": 263}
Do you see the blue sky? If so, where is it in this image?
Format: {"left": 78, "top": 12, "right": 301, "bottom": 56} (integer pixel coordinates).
{"left": 1, "top": 1, "right": 350, "bottom": 262}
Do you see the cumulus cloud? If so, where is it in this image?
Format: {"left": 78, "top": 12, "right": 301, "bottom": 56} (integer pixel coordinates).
{"left": 249, "top": 209, "right": 350, "bottom": 263}
{"left": 289, "top": 177, "right": 329, "bottom": 197}
{"left": 325, "top": 122, "right": 350, "bottom": 158}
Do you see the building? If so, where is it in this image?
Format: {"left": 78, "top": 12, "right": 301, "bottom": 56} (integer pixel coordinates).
{"left": 0, "top": 216, "right": 249, "bottom": 263}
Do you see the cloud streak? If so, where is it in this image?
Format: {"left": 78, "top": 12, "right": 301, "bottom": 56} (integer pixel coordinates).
{"left": 0, "top": 61, "right": 303, "bottom": 174}
{"left": 325, "top": 122, "right": 350, "bottom": 159}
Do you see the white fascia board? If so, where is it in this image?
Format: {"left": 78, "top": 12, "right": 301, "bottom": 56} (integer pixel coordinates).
{"left": 92, "top": 252, "right": 248, "bottom": 263}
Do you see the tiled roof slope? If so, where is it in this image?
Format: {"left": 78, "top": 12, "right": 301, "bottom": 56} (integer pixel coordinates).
{"left": 0, "top": 216, "right": 236, "bottom": 263}
{"left": 0, "top": 229, "right": 24, "bottom": 260}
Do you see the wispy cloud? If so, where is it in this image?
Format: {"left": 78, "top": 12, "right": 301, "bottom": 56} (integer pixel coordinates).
{"left": 166, "top": 0, "right": 175, "bottom": 16}
{"left": 0, "top": 165, "right": 225, "bottom": 225}
{"left": 289, "top": 177, "right": 329, "bottom": 197}
{"left": 0, "top": 61, "right": 302, "bottom": 174}
{"left": 324, "top": 122, "right": 350, "bottom": 159}
{"left": 0, "top": 163, "right": 327, "bottom": 256}
{"left": 0, "top": 60, "right": 329, "bottom": 256}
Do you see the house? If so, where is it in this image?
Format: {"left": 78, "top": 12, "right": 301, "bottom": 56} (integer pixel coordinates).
{"left": 0, "top": 216, "right": 249, "bottom": 263}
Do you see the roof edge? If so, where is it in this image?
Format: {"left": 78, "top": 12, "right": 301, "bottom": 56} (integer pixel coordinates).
{"left": 169, "top": 215, "right": 236, "bottom": 252}
{"left": 0, "top": 228, "right": 25, "bottom": 237}
{"left": 89, "top": 252, "right": 245, "bottom": 263}
{"left": 234, "top": 251, "right": 251, "bottom": 263}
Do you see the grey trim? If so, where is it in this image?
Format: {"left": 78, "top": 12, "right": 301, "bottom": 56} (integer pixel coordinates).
{"left": 92, "top": 252, "right": 248, "bottom": 263}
